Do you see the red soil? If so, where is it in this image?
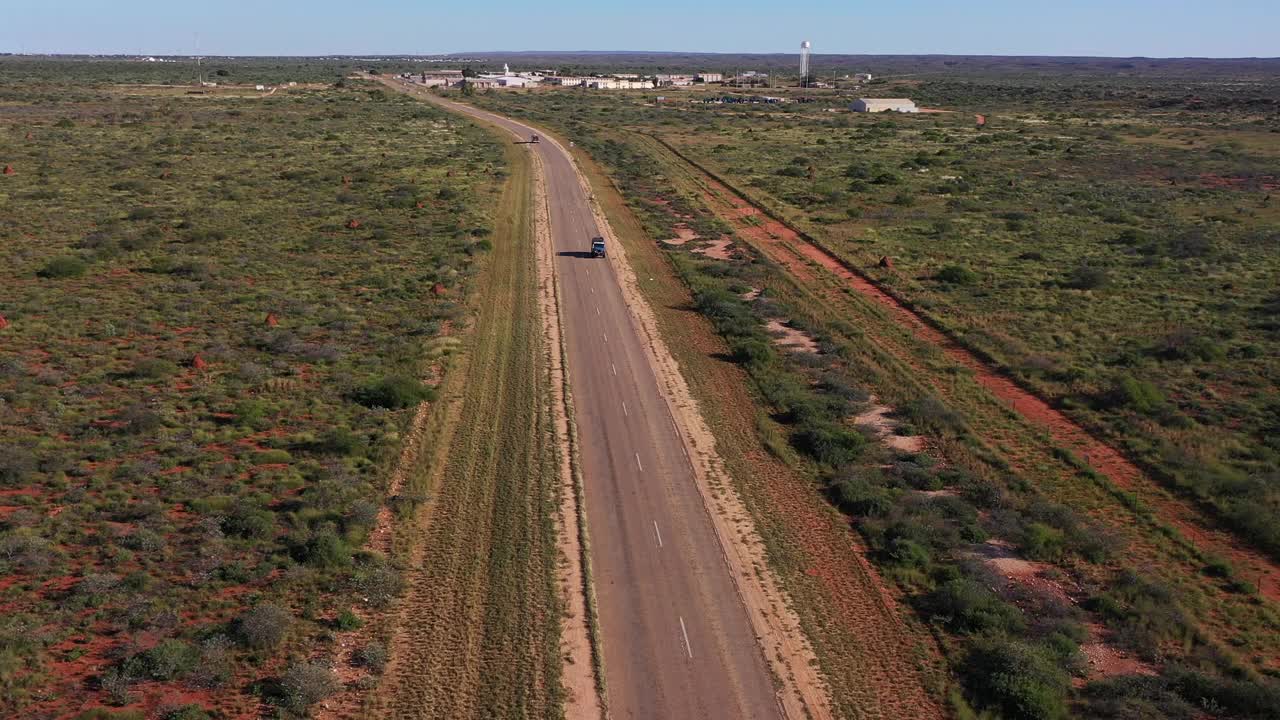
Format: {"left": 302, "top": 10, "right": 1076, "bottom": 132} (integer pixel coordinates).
{"left": 691, "top": 160, "right": 1280, "bottom": 602}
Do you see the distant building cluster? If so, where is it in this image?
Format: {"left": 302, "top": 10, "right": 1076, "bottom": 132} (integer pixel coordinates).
{"left": 400, "top": 66, "right": 729, "bottom": 91}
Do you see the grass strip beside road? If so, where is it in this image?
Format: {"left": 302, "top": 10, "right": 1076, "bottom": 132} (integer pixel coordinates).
{"left": 374, "top": 138, "right": 563, "bottom": 718}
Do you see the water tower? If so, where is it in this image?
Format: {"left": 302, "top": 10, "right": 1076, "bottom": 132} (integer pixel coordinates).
{"left": 799, "top": 40, "right": 811, "bottom": 88}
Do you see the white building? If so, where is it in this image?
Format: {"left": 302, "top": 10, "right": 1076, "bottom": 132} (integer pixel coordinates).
{"left": 654, "top": 73, "right": 694, "bottom": 86}
{"left": 850, "top": 98, "right": 918, "bottom": 113}
{"left": 854, "top": 72, "right": 873, "bottom": 82}
{"left": 586, "top": 78, "right": 651, "bottom": 89}
{"left": 696, "top": 72, "right": 723, "bottom": 83}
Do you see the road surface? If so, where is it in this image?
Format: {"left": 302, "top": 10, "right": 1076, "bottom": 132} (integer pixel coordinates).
{"left": 416, "top": 91, "right": 783, "bottom": 719}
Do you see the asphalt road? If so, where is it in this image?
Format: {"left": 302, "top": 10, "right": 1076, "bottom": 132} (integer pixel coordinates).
{"left": 417, "top": 90, "right": 782, "bottom": 719}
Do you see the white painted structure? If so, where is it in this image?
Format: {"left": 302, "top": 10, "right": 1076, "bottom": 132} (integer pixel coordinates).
{"left": 695, "top": 72, "right": 723, "bottom": 83}
{"left": 850, "top": 98, "right": 918, "bottom": 113}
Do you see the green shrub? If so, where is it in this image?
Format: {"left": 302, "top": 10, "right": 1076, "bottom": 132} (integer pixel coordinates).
{"left": 1168, "top": 666, "right": 1280, "bottom": 719}
{"left": 253, "top": 449, "right": 293, "bottom": 465}
{"left": 354, "top": 375, "right": 432, "bottom": 409}
{"left": 140, "top": 639, "right": 198, "bottom": 681}
{"left": 886, "top": 537, "right": 930, "bottom": 567}
{"left": 831, "top": 475, "right": 893, "bottom": 517}
{"left": 928, "top": 578, "right": 1026, "bottom": 635}
{"left": 232, "top": 398, "right": 271, "bottom": 428}
{"left": 1064, "top": 263, "right": 1110, "bottom": 289}
{"left": 1020, "top": 522, "right": 1066, "bottom": 561}
{"left": 963, "top": 638, "right": 1069, "bottom": 720}
{"left": 302, "top": 529, "right": 352, "bottom": 569}
{"left": 1107, "top": 375, "right": 1166, "bottom": 415}
{"left": 935, "top": 265, "right": 978, "bottom": 285}
{"left": 129, "top": 358, "right": 179, "bottom": 379}
{"left": 1079, "top": 675, "right": 1196, "bottom": 719}
{"left": 335, "top": 608, "right": 362, "bottom": 630}
{"left": 38, "top": 256, "right": 88, "bottom": 278}
{"left": 1202, "top": 556, "right": 1234, "bottom": 578}
{"left": 224, "top": 504, "right": 276, "bottom": 539}
{"left": 792, "top": 421, "right": 865, "bottom": 466}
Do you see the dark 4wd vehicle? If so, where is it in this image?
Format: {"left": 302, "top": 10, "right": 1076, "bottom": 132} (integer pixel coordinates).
{"left": 590, "top": 236, "right": 606, "bottom": 257}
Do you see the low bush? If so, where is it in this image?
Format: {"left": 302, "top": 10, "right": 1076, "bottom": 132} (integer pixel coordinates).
{"left": 355, "top": 640, "right": 388, "bottom": 673}
{"left": 935, "top": 265, "right": 978, "bottom": 285}
{"left": 963, "top": 638, "right": 1070, "bottom": 720}
{"left": 129, "top": 358, "right": 179, "bottom": 379}
{"left": 335, "top": 608, "right": 362, "bottom": 630}
{"left": 237, "top": 604, "right": 291, "bottom": 650}
{"left": 928, "top": 578, "right": 1026, "bottom": 635}
{"left": 38, "top": 256, "right": 88, "bottom": 278}
{"left": 1105, "top": 375, "right": 1166, "bottom": 415}
{"left": 137, "top": 639, "right": 198, "bottom": 681}
{"left": 791, "top": 420, "right": 865, "bottom": 466}
{"left": 1020, "top": 522, "right": 1066, "bottom": 561}
{"left": 353, "top": 375, "right": 432, "bottom": 409}
{"left": 1064, "top": 263, "right": 1110, "bottom": 290}
{"left": 1168, "top": 666, "right": 1280, "bottom": 719}
{"left": 280, "top": 662, "right": 339, "bottom": 714}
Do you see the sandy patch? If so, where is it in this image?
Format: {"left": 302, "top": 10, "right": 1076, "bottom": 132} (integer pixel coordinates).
{"left": 692, "top": 236, "right": 736, "bottom": 260}
{"left": 853, "top": 399, "right": 925, "bottom": 453}
{"left": 1077, "top": 623, "right": 1156, "bottom": 684}
{"left": 973, "top": 539, "right": 1041, "bottom": 578}
{"left": 972, "top": 540, "right": 1079, "bottom": 607}
{"left": 662, "top": 224, "right": 699, "bottom": 245}
{"left": 741, "top": 287, "right": 762, "bottom": 301}
{"left": 765, "top": 319, "right": 820, "bottom": 354}
{"left": 915, "top": 488, "right": 958, "bottom": 499}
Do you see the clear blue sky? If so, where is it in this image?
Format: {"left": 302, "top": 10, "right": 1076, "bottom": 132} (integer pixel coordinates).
{"left": 3, "top": 0, "right": 1276, "bottom": 57}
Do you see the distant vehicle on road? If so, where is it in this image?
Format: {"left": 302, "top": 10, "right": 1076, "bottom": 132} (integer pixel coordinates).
{"left": 530, "top": 134, "right": 540, "bottom": 143}
{"left": 590, "top": 236, "right": 606, "bottom": 257}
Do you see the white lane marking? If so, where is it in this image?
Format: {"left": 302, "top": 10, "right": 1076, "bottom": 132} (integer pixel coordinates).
{"left": 635, "top": 453, "right": 644, "bottom": 472}
{"left": 596, "top": 306, "right": 600, "bottom": 316}
{"left": 622, "top": 401, "right": 628, "bottom": 417}
{"left": 611, "top": 363, "right": 617, "bottom": 376}
{"left": 679, "top": 616, "right": 693, "bottom": 659}
{"left": 603, "top": 332, "right": 608, "bottom": 343}
{"left": 590, "top": 286, "right": 595, "bottom": 295}
{"left": 653, "top": 520, "right": 664, "bottom": 548}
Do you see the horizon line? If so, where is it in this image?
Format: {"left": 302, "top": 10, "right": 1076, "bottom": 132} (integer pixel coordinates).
{"left": 3, "top": 50, "right": 1279, "bottom": 61}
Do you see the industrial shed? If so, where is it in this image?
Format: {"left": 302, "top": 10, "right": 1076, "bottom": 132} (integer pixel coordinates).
{"left": 850, "top": 98, "right": 918, "bottom": 113}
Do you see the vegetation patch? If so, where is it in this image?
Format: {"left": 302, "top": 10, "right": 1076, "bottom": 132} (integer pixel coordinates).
{"left": 0, "top": 60, "right": 504, "bottom": 716}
